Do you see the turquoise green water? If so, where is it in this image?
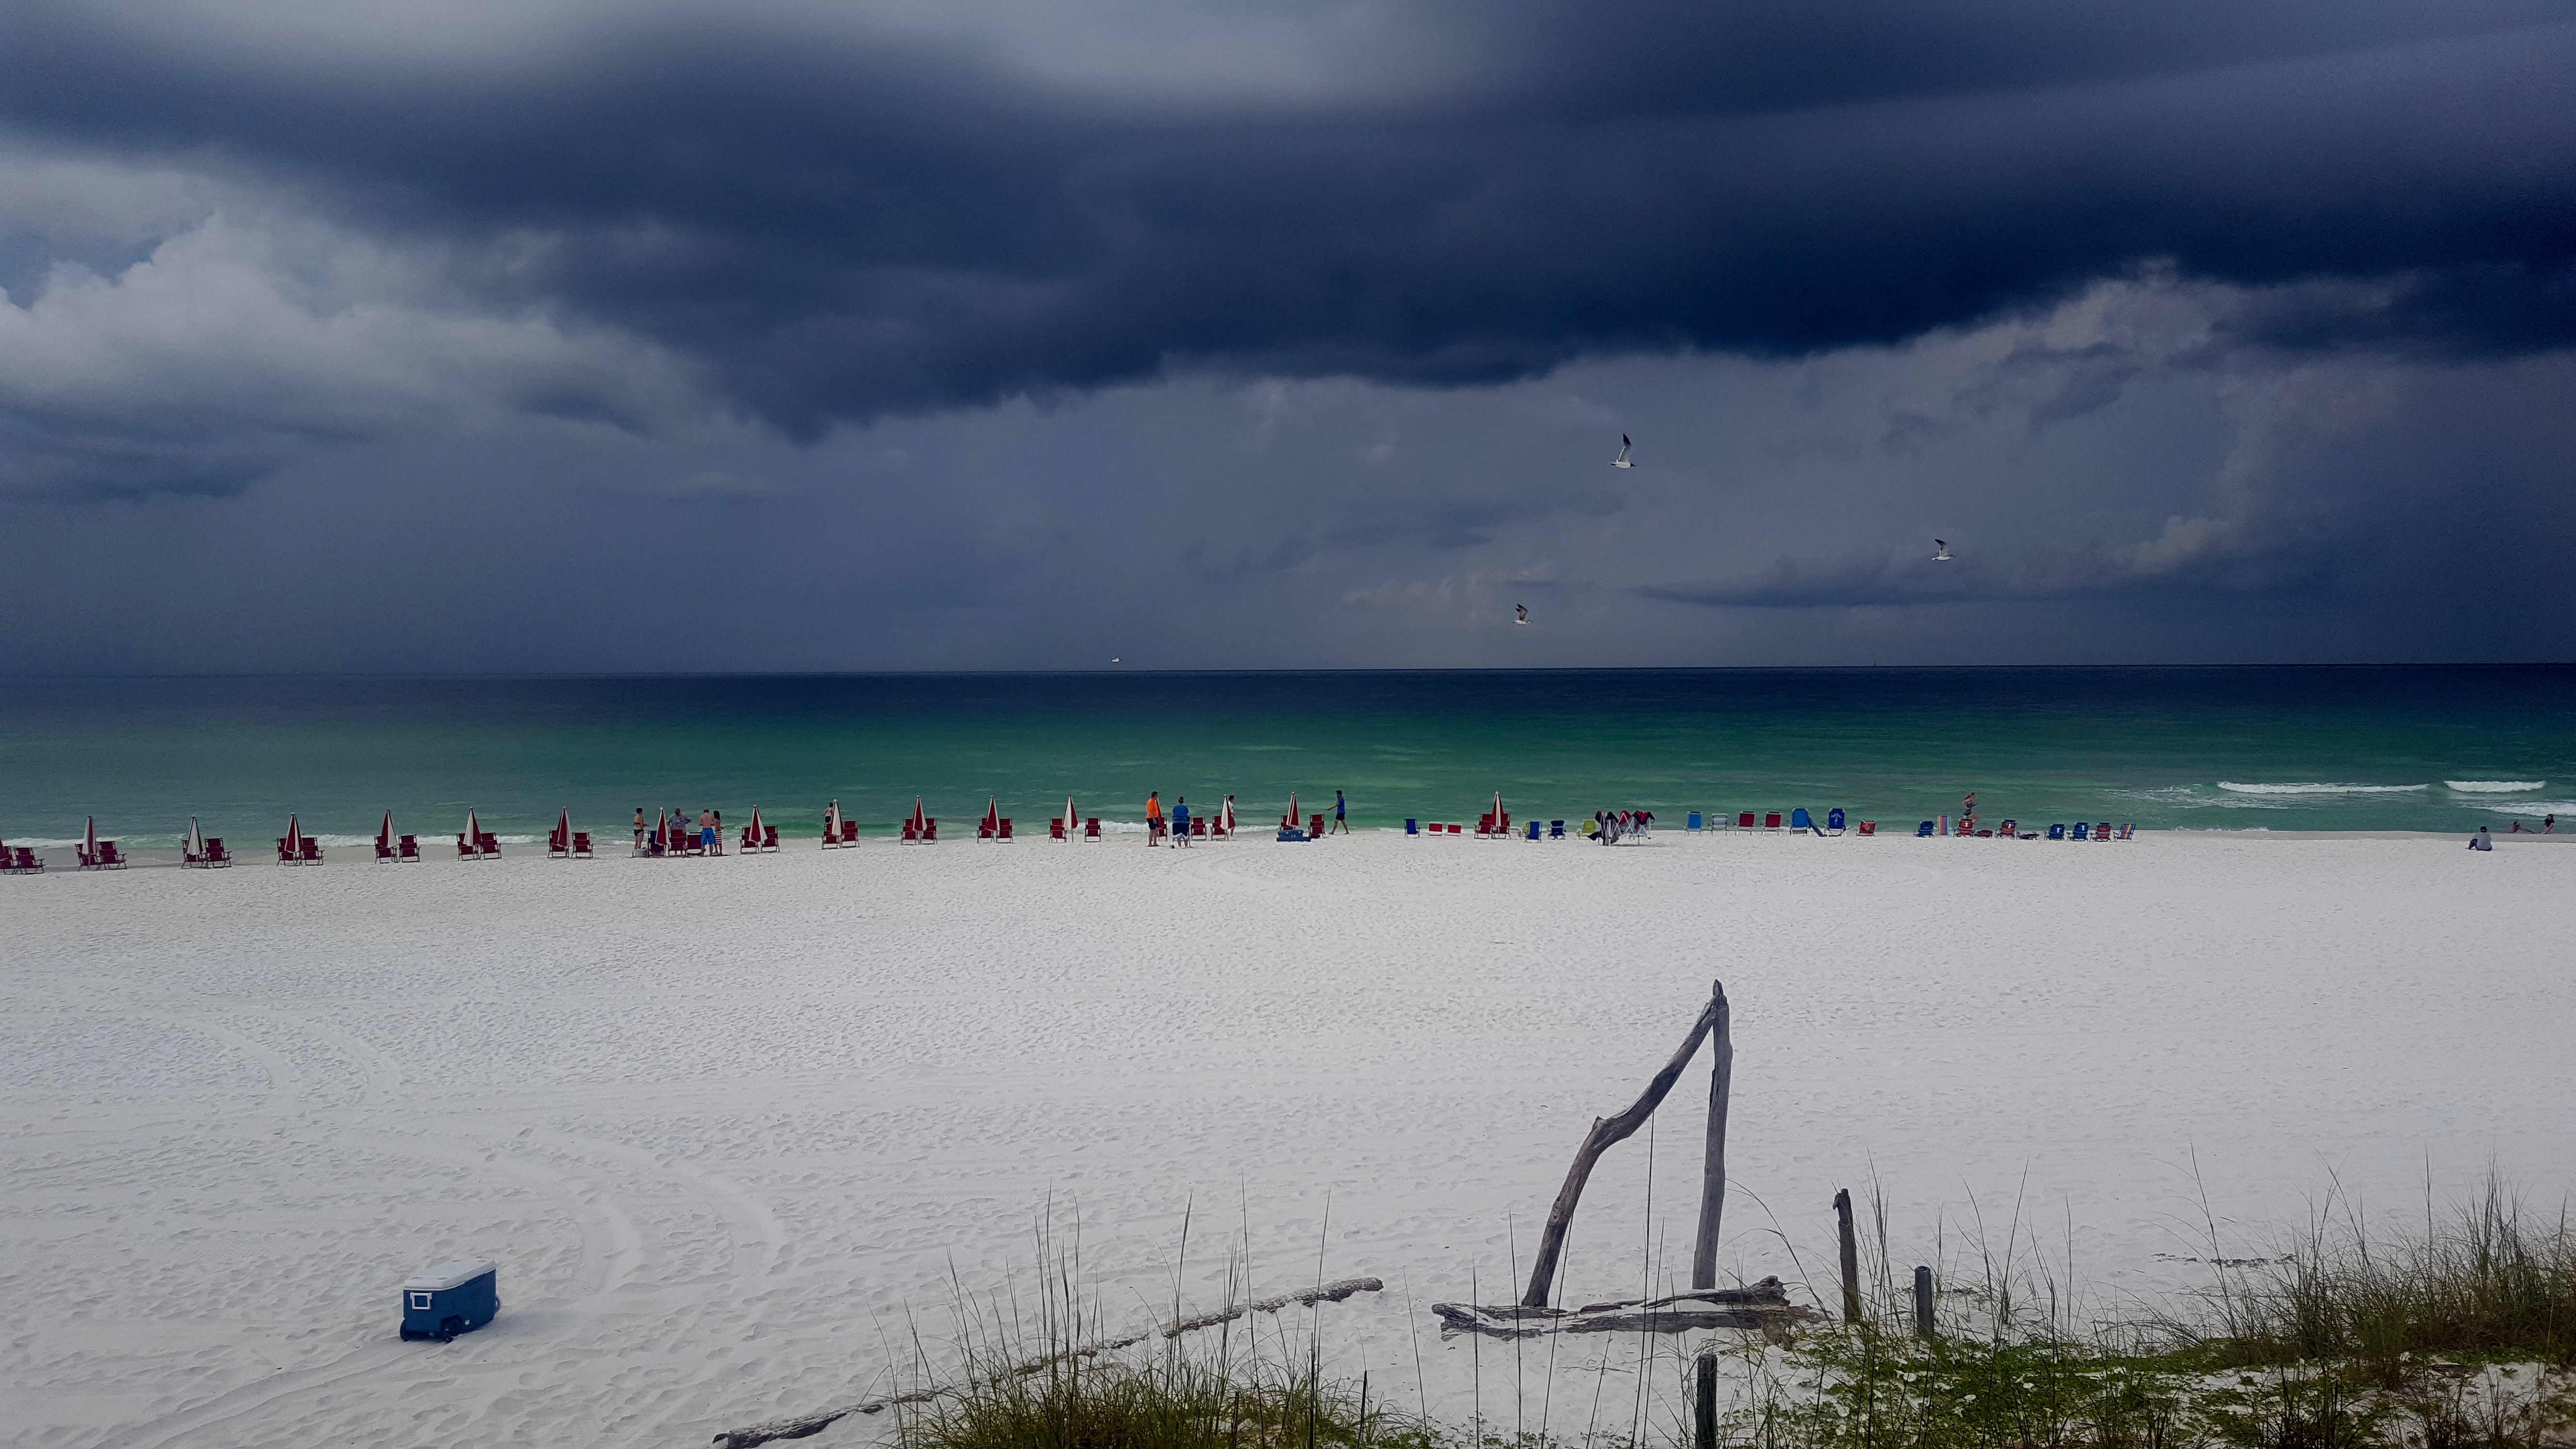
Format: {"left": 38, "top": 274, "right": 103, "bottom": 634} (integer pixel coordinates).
{"left": 2, "top": 668, "right": 2570, "bottom": 849}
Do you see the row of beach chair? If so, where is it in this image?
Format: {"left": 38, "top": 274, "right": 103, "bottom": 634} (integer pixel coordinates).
{"left": 276, "top": 837, "right": 323, "bottom": 865}
{"left": 80, "top": 840, "right": 131, "bottom": 869}
{"left": 1, "top": 843, "right": 44, "bottom": 873}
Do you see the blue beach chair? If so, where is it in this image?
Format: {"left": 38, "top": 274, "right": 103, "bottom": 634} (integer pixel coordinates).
{"left": 1549, "top": 820, "right": 1566, "bottom": 838}
{"left": 1827, "top": 807, "right": 1846, "bottom": 834}
{"left": 1404, "top": 819, "right": 1419, "bottom": 837}
{"left": 1790, "top": 808, "right": 1813, "bottom": 831}
{"left": 1525, "top": 820, "right": 1540, "bottom": 840}
{"left": 2047, "top": 823, "right": 2067, "bottom": 840}
{"left": 1916, "top": 821, "right": 1935, "bottom": 837}
{"left": 1687, "top": 812, "right": 1703, "bottom": 832}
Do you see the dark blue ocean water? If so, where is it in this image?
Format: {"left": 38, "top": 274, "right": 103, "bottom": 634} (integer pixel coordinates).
{"left": 2, "top": 667, "right": 2569, "bottom": 846}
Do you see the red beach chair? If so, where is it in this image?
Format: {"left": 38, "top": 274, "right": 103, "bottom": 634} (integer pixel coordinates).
{"left": 740, "top": 823, "right": 761, "bottom": 853}
{"left": 1737, "top": 812, "right": 1755, "bottom": 829}
{"left": 1311, "top": 814, "right": 1326, "bottom": 837}
{"left": 1764, "top": 812, "right": 1782, "bottom": 830}
{"left": 921, "top": 818, "right": 938, "bottom": 843}
{"left": 95, "top": 840, "right": 128, "bottom": 868}
{"left": 1856, "top": 821, "right": 1876, "bottom": 836}
{"left": 478, "top": 832, "right": 500, "bottom": 857}
{"left": 1084, "top": 817, "right": 1101, "bottom": 840}
{"left": 1049, "top": 818, "right": 1066, "bottom": 841}
{"left": 375, "top": 836, "right": 396, "bottom": 862}
{"left": 837, "top": 821, "right": 857, "bottom": 845}
{"left": 204, "top": 838, "right": 230, "bottom": 865}
{"left": 11, "top": 845, "right": 42, "bottom": 873}
{"left": 998, "top": 818, "right": 1014, "bottom": 841}
{"left": 901, "top": 820, "right": 918, "bottom": 842}
{"left": 1188, "top": 817, "right": 1204, "bottom": 838}
{"left": 299, "top": 837, "right": 323, "bottom": 864}
{"left": 397, "top": 834, "right": 418, "bottom": 861}
{"left": 762, "top": 825, "right": 779, "bottom": 851}
{"left": 572, "top": 831, "right": 593, "bottom": 858}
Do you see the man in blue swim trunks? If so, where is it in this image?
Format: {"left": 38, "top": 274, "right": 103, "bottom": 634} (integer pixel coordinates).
{"left": 1332, "top": 790, "right": 1348, "bottom": 834}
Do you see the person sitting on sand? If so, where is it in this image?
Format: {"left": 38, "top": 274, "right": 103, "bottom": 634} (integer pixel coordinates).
{"left": 2469, "top": 827, "right": 2493, "bottom": 851}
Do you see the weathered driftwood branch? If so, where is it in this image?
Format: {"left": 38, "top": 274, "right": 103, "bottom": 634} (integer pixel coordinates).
{"left": 1691, "top": 982, "right": 1733, "bottom": 1292}
{"left": 710, "top": 1277, "right": 1385, "bottom": 1449}
{"left": 1437, "top": 1276, "right": 1821, "bottom": 1340}
{"left": 1521, "top": 981, "right": 1727, "bottom": 1308}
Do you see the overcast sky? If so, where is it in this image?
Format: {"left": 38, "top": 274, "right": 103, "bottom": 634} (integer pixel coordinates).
{"left": 3, "top": 0, "right": 2572, "bottom": 672}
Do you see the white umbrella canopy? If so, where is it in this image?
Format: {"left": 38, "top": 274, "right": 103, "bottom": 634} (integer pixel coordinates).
{"left": 466, "top": 809, "right": 481, "bottom": 855}
{"left": 284, "top": 813, "right": 302, "bottom": 855}
{"left": 186, "top": 816, "right": 204, "bottom": 857}
{"left": 380, "top": 810, "right": 395, "bottom": 851}
{"left": 824, "top": 800, "right": 839, "bottom": 838}
{"left": 1221, "top": 796, "right": 1236, "bottom": 833}
{"left": 1063, "top": 796, "right": 1078, "bottom": 834}
{"left": 747, "top": 806, "right": 764, "bottom": 845}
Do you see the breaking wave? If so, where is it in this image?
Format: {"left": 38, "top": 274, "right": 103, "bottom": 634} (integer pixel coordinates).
{"left": 2445, "top": 780, "right": 2545, "bottom": 793}
{"left": 2215, "top": 782, "right": 2429, "bottom": 795}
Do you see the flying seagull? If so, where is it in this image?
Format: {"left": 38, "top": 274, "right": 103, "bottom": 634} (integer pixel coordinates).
{"left": 1514, "top": 604, "right": 1530, "bottom": 625}
{"left": 1611, "top": 435, "right": 1633, "bottom": 469}
{"left": 1932, "top": 539, "right": 1953, "bottom": 562}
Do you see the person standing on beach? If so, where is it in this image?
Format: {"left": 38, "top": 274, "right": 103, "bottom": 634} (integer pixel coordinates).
{"left": 1145, "top": 791, "right": 1164, "bottom": 846}
{"left": 699, "top": 808, "right": 716, "bottom": 855}
{"left": 1172, "top": 796, "right": 1191, "bottom": 847}
{"left": 1332, "top": 790, "right": 1348, "bottom": 834}
{"left": 633, "top": 807, "right": 645, "bottom": 853}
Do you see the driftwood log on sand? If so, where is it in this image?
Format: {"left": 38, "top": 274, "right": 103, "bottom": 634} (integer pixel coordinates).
{"left": 1433, "top": 1276, "right": 1822, "bottom": 1341}
{"left": 710, "top": 1277, "right": 1384, "bottom": 1449}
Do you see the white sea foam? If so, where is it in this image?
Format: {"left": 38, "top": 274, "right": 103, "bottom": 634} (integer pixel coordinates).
{"left": 2477, "top": 801, "right": 2575, "bottom": 817}
{"left": 2445, "top": 780, "right": 2545, "bottom": 793}
{"left": 2215, "top": 781, "right": 2429, "bottom": 795}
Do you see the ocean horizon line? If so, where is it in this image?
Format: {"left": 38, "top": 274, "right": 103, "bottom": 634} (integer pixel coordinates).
{"left": 3, "top": 660, "right": 2572, "bottom": 683}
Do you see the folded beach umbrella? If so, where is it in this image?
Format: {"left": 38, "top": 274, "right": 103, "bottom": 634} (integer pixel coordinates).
{"left": 908, "top": 797, "right": 928, "bottom": 834}
{"left": 1062, "top": 795, "right": 1078, "bottom": 834}
{"left": 981, "top": 797, "right": 999, "bottom": 835}
{"left": 1220, "top": 796, "right": 1235, "bottom": 833}
{"left": 379, "top": 809, "right": 395, "bottom": 852}
{"left": 283, "top": 813, "right": 302, "bottom": 855}
{"left": 1286, "top": 791, "right": 1299, "bottom": 829}
{"left": 1493, "top": 790, "right": 1504, "bottom": 824}
{"left": 466, "top": 808, "right": 482, "bottom": 853}
{"left": 823, "top": 800, "right": 839, "bottom": 838}
{"left": 555, "top": 807, "right": 571, "bottom": 848}
{"left": 186, "top": 816, "right": 205, "bottom": 858}
{"left": 655, "top": 809, "right": 670, "bottom": 851}
{"left": 85, "top": 815, "right": 99, "bottom": 859}
{"left": 747, "top": 805, "right": 764, "bottom": 843}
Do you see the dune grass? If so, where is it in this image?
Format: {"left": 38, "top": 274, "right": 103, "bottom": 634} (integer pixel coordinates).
{"left": 880, "top": 1179, "right": 2575, "bottom": 1449}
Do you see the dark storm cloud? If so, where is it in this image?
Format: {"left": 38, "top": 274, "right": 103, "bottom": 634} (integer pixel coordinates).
{"left": 5, "top": 1, "right": 2574, "bottom": 438}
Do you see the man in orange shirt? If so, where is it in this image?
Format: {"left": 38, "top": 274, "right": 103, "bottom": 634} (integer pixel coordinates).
{"left": 1145, "top": 791, "right": 1164, "bottom": 845}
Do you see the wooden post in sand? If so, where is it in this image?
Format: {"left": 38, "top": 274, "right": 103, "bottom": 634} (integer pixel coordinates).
{"left": 1913, "top": 1266, "right": 1935, "bottom": 1337}
{"left": 1520, "top": 983, "right": 1727, "bottom": 1308}
{"left": 1690, "top": 983, "right": 1731, "bottom": 1449}
{"left": 1835, "top": 1190, "right": 1863, "bottom": 1325}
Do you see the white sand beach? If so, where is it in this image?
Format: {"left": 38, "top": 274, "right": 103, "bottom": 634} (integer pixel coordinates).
{"left": 4, "top": 831, "right": 2571, "bottom": 1448}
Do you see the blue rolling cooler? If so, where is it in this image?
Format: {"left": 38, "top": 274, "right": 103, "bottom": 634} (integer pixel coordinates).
{"left": 402, "top": 1258, "right": 498, "bottom": 1341}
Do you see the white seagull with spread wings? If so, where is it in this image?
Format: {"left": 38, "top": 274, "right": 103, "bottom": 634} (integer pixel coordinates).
{"left": 1611, "top": 435, "right": 1634, "bottom": 468}
{"left": 1932, "top": 539, "right": 1953, "bottom": 561}
{"left": 1514, "top": 603, "right": 1530, "bottom": 625}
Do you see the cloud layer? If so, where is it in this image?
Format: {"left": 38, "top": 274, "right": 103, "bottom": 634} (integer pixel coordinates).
{"left": 0, "top": 1, "right": 2571, "bottom": 668}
